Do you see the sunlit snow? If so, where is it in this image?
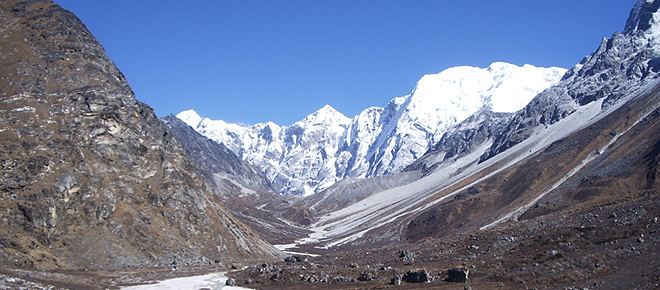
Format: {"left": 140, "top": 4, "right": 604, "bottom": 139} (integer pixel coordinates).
{"left": 120, "top": 272, "right": 252, "bottom": 290}
{"left": 178, "top": 62, "right": 566, "bottom": 196}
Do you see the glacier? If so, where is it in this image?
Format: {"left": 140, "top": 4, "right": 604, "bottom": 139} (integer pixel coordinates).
{"left": 178, "top": 62, "right": 566, "bottom": 196}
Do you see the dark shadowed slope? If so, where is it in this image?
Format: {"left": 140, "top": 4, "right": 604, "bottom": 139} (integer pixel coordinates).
{"left": 162, "top": 114, "right": 310, "bottom": 244}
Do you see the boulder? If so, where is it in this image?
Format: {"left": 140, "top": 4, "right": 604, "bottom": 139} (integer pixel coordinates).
{"left": 402, "top": 268, "right": 431, "bottom": 283}
{"left": 447, "top": 267, "right": 469, "bottom": 283}
{"left": 358, "top": 272, "right": 375, "bottom": 281}
{"left": 284, "top": 255, "right": 303, "bottom": 263}
{"left": 400, "top": 250, "right": 415, "bottom": 264}
{"left": 225, "top": 278, "right": 236, "bottom": 286}
{"left": 391, "top": 273, "right": 402, "bottom": 285}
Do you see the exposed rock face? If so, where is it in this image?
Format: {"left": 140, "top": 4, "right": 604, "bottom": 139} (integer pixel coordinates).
{"left": 0, "top": 0, "right": 280, "bottom": 270}
{"left": 161, "top": 114, "right": 273, "bottom": 194}
{"left": 480, "top": 0, "right": 660, "bottom": 162}
{"left": 406, "top": 109, "right": 512, "bottom": 174}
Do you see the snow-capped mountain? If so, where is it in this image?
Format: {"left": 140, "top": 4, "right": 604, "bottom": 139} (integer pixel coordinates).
{"left": 178, "top": 105, "right": 352, "bottom": 196}
{"left": 178, "top": 62, "right": 566, "bottom": 195}
{"left": 284, "top": 0, "right": 660, "bottom": 250}
{"left": 337, "top": 63, "right": 566, "bottom": 180}
{"left": 409, "top": 0, "right": 660, "bottom": 175}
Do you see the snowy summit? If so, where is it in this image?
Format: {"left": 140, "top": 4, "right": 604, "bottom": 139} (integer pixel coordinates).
{"left": 178, "top": 62, "right": 567, "bottom": 195}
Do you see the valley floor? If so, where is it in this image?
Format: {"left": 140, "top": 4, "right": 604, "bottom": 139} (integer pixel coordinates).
{"left": 230, "top": 189, "right": 660, "bottom": 289}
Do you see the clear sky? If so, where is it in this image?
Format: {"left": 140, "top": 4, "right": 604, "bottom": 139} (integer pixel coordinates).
{"left": 54, "top": 0, "right": 635, "bottom": 126}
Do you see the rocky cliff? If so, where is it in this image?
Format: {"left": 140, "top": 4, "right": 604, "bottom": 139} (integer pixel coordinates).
{"left": 0, "top": 0, "right": 281, "bottom": 270}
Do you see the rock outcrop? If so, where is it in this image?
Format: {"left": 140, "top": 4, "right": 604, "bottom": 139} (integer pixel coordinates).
{"left": 402, "top": 268, "right": 431, "bottom": 283}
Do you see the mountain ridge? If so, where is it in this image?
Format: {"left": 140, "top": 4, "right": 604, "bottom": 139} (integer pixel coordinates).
{"left": 180, "top": 62, "right": 566, "bottom": 195}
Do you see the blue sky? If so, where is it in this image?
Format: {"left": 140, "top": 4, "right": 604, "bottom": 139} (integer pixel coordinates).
{"left": 54, "top": 1, "right": 635, "bottom": 125}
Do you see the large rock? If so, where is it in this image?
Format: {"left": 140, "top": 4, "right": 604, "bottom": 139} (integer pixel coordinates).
{"left": 391, "top": 273, "right": 402, "bottom": 285}
{"left": 358, "top": 272, "right": 375, "bottom": 281}
{"left": 447, "top": 267, "right": 470, "bottom": 283}
{"left": 402, "top": 268, "right": 431, "bottom": 283}
{"left": 400, "top": 250, "right": 415, "bottom": 264}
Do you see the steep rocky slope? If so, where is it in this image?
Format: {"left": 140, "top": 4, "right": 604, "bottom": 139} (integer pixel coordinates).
{"left": 0, "top": 0, "right": 281, "bottom": 271}
{"left": 161, "top": 115, "right": 309, "bottom": 244}
{"left": 179, "top": 63, "right": 565, "bottom": 196}
{"left": 161, "top": 115, "right": 273, "bottom": 195}
{"left": 479, "top": 0, "right": 660, "bottom": 162}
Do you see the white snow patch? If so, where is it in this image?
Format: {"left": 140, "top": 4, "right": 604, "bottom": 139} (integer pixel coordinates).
{"left": 273, "top": 243, "right": 297, "bottom": 251}
{"left": 273, "top": 243, "right": 320, "bottom": 257}
{"left": 12, "top": 106, "right": 35, "bottom": 113}
{"left": 120, "top": 272, "right": 252, "bottom": 290}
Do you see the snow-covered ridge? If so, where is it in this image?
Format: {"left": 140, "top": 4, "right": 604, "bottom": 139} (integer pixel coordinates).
{"left": 178, "top": 62, "right": 566, "bottom": 195}
{"left": 624, "top": 0, "right": 660, "bottom": 37}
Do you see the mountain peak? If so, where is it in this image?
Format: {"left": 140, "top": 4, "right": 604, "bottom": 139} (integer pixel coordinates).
{"left": 487, "top": 61, "right": 516, "bottom": 72}
{"left": 300, "top": 104, "right": 350, "bottom": 125}
{"left": 176, "top": 109, "right": 203, "bottom": 128}
{"left": 623, "top": 0, "right": 660, "bottom": 36}
{"left": 317, "top": 104, "right": 341, "bottom": 115}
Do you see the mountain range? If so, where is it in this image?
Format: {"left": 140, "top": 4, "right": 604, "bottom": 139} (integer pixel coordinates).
{"left": 1, "top": 0, "right": 660, "bottom": 289}
{"left": 292, "top": 0, "right": 660, "bottom": 249}
{"left": 178, "top": 62, "right": 566, "bottom": 196}
{"left": 225, "top": 1, "right": 660, "bottom": 288}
